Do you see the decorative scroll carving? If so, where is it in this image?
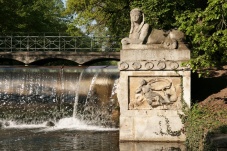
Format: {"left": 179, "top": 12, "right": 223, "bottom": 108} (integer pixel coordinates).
{"left": 157, "top": 61, "right": 166, "bottom": 70}
{"left": 169, "top": 62, "right": 179, "bottom": 70}
{"left": 144, "top": 62, "right": 154, "bottom": 70}
{"left": 132, "top": 62, "right": 141, "bottom": 70}
{"left": 118, "top": 61, "right": 187, "bottom": 71}
{"left": 119, "top": 62, "right": 129, "bottom": 70}
{"left": 129, "top": 77, "right": 181, "bottom": 110}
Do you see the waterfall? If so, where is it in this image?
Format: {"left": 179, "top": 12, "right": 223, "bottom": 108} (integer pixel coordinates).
{"left": 73, "top": 70, "right": 84, "bottom": 118}
{"left": 0, "top": 66, "right": 119, "bottom": 128}
{"left": 85, "top": 73, "right": 99, "bottom": 106}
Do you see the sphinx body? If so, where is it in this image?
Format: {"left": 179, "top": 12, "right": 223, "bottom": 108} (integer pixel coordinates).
{"left": 121, "top": 8, "right": 185, "bottom": 49}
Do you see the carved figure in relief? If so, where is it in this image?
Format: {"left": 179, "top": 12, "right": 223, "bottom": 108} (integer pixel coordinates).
{"left": 121, "top": 8, "right": 185, "bottom": 49}
{"left": 129, "top": 78, "right": 178, "bottom": 109}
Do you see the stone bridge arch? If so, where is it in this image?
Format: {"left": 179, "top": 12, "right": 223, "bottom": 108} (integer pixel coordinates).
{"left": 0, "top": 51, "right": 120, "bottom": 65}
{"left": 0, "top": 58, "right": 25, "bottom": 65}
{"left": 82, "top": 58, "right": 120, "bottom": 66}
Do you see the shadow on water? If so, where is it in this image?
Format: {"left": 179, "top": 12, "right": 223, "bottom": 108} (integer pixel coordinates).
{"left": 120, "top": 142, "right": 185, "bottom": 151}
{"left": 203, "top": 125, "right": 227, "bottom": 151}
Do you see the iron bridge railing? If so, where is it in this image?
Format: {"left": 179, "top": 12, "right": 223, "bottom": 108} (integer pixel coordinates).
{"left": 0, "top": 33, "right": 121, "bottom": 52}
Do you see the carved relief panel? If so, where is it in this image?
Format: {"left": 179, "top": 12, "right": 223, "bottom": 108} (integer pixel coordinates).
{"left": 129, "top": 76, "right": 182, "bottom": 110}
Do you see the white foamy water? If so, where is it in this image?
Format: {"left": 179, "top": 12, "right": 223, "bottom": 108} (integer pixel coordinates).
{"left": 44, "top": 117, "right": 118, "bottom": 131}
{"left": 3, "top": 121, "right": 46, "bottom": 129}
{"left": 2, "top": 118, "right": 118, "bottom": 132}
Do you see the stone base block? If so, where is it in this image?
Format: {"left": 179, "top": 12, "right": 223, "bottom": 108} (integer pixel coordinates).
{"left": 120, "top": 110, "right": 185, "bottom": 142}
{"left": 120, "top": 46, "right": 190, "bottom": 61}
{"left": 117, "top": 70, "right": 190, "bottom": 142}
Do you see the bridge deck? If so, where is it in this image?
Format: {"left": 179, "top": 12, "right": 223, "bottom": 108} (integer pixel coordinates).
{"left": 0, "top": 35, "right": 121, "bottom": 52}
{"left": 0, "top": 34, "right": 121, "bottom": 65}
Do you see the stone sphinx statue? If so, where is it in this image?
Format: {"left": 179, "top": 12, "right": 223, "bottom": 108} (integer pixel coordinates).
{"left": 121, "top": 8, "right": 150, "bottom": 45}
{"left": 121, "top": 8, "right": 185, "bottom": 49}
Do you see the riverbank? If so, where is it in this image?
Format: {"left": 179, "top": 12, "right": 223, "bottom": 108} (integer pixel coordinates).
{"left": 186, "top": 67, "right": 227, "bottom": 150}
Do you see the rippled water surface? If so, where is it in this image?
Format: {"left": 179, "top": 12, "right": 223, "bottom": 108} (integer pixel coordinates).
{"left": 0, "top": 128, "right": 119, "bottom": 151}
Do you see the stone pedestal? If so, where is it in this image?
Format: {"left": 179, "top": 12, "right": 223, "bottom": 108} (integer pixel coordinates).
{"left": 117, "top": 44, "right": 190, "bottom": 142}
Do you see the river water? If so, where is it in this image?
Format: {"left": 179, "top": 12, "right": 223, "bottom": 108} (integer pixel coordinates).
{"left": 0, "top": 66, "right": 186, "bottom": 151}
{"left": 0, "top": 66, "right": 120, "bottom": 150}
{"left": 0, "top": 128, "right": 119, "bottom": 150}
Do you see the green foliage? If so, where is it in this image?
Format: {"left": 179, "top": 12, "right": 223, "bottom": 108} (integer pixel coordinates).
{"left": 184, "top": 103, "right": 227, "bottom": 150}
{"left": 130, "top": 0, "right": 197, "bottom": 29}
{"left": 65, "top": 0, "right": 208, "bottom": 36}
{"left": 65, "top": 0, "right": 131, "bottom": 37}
{"left": 0, "top": 0, "right": 67, "bottom": 33}
{"left": 176, "top": 0, "right": 227, "bottom": 71}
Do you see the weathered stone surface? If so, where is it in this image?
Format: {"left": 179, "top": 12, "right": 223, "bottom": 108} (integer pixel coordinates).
{"left": 119, "top": 60, "right": 189, "bottom": 71}
{"left": 120, "top": 114, "right": 186, "bottom": 141}
{"left": 121, "top": 8, "right": 186, "bottom": 49}
{"left": 117, "top": 70, "right": 190, "bottom": 141}
{"left": 118, "top": 8, "right": 190, "bottom": 142}
{"left": 121, "top": 8, "right": 150, "bottom": 45}
{"left": 117, "top": 61, "right": 190, "bottom": 142}
{"left": 129, "top": 77, "right": 182, "bottom": 110}
{"left": 120, "top": 48, "right": 190, "bottom": 61}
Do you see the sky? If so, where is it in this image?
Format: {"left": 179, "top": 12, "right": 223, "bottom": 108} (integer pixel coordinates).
{"left": 62, "top": 0, "right": 66, "bottom": 7}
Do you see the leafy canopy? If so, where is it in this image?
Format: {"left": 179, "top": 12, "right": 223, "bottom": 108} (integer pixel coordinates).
{"left": 65, "top": 0, "right": 132, "bottom": 37}
{"left": 65, "top": 0, "right": 207, "bottom": 35}
{"left": 176, "top": 0, "right": 227, "bottom": 71}
{"left": 0, "top": 0, "right": 67, "bottom": 33}
{"left": 130, "top": 0, "right": 198, "bottom": 29}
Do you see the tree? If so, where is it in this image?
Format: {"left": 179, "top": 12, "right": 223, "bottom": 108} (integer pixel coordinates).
{"left": 0, "top": 0, "right": 67, "bottom": 33}
{"left": 130, "top": 0, "right": 207, "bottom": 30}
{"left": 176, "top": 0, "right": 227, "bottom": 72}
{"left": 65, "top": 0, "right": 206, "bottom": 36}
{"left": 65, "top": 0, "right": 132, "bottom": 37}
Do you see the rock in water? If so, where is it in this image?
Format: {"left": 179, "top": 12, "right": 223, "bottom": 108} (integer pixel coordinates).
{"left": 46, "top": 121, "right": 55, "bottom": 127}
{"left": 5, "top": 121, "right": 10, "bottom": 127}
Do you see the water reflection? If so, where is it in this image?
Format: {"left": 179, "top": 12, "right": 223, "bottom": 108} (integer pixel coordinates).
{"left": 0, "top": 128, "right": 186, "bottom": 151}
{"left": 120, "top": 142, "right": 186, "bottom": 151}
{"left": 0, "top": 129, "right": 119, "bottom": 151}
